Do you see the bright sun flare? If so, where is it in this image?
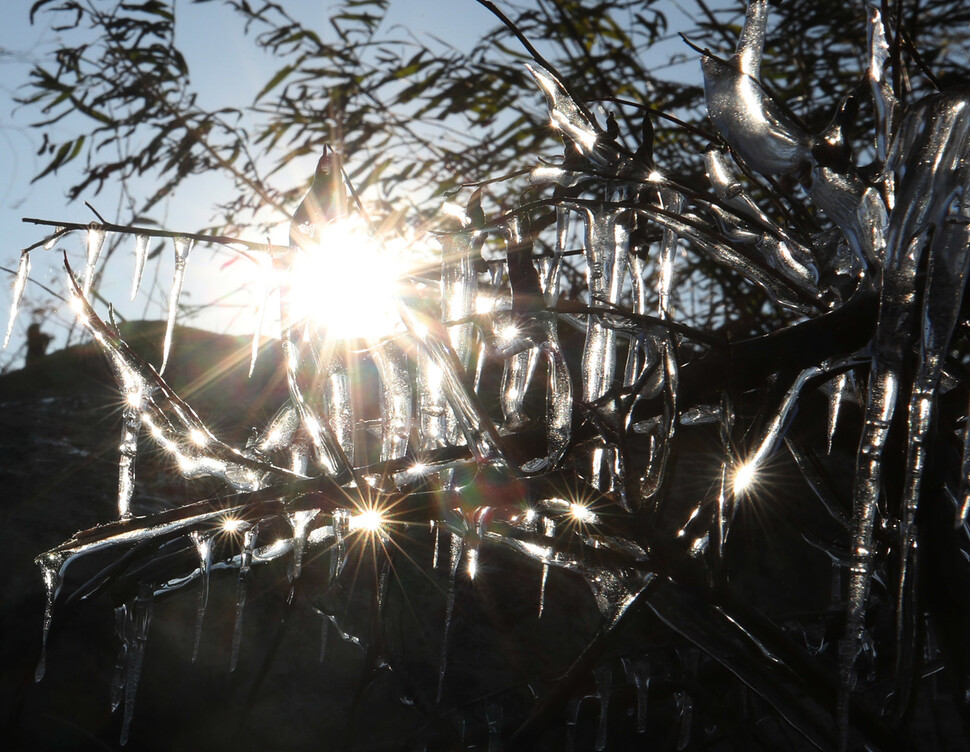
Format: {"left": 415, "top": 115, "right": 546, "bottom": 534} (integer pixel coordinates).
{"left": 289, "top": 217, "right": 404, "bottom": 340}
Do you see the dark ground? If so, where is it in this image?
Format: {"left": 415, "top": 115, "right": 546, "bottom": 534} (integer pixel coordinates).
{"left": 0, "top": 322, "right": 611, "bottom": 751}
{"left": 2, "top": 322, "right": 968, "bottom": 751}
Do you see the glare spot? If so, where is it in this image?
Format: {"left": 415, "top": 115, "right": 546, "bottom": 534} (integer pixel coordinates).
{"left": 466, "top": 546, "right": 479, "bottom": 580}
{"left": 475, "top": 293, "right": 495, "bottom": 314}
{"left": 222, "top": 517, "right": 245, "bottom": 535}
{"left": 497, "top": 322, "right": 520, "bottom": 345}
{"left": 647, "top": 169, "right": 664, "bottom": 183}
{"left": 126, "top": 389, "right": 142, "bottom": 408}
{"left": 733, "top": 462, "right": 758, "bottom": 495}
{"left": 441, "top": 201, "right": 469, "bottom": 225}
{"left": 570, "top": 503, "right": 598, "bottom": 524}
{"left": 349, "top": 508, "right": 385, "bottom": 534}
{"left": 189, "top": 428, "right": 208, "bottom": 447}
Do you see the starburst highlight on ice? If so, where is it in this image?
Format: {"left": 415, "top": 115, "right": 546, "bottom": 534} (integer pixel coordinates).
{"left": 732, "top": 461, "right": 759, "bottom": 496}
{"left": 349, "top": 507, "right": 385, "bottom": 534}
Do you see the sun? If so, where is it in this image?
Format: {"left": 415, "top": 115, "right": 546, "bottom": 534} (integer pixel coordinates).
{"left": 287, "top": 216, "right": 405, "bottom": 341}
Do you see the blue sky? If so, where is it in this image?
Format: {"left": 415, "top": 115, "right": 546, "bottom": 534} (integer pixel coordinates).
{"left": 0, "top": 0, "right": 702, "bottom": 370}
{"left": 0, "top": 0, "right": 497, "bottom": 369}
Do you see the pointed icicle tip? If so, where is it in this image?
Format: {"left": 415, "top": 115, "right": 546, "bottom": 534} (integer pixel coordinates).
{"left": 130, "top": 235, "right": 150, "bottom": 301}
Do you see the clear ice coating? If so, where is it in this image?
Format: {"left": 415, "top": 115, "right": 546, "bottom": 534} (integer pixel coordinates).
{"left": 701, "top": 0, "right": 811, "bottom": 177}
{"left": 25, "top": 3, "right": 970, "bottom": 748}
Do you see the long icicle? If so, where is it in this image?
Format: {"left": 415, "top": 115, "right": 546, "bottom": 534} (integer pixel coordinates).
{"left": 3, "top": 251, "right": 31, "bottom": 349}
{"left": 160, "top": 236, "right": 193, "bottom": 374}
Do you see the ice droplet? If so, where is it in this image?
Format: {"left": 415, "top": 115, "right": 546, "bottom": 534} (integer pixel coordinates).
{"left": 43, "top": 226, "right": 64, "bottom": 250}
{"left": 130, "top": 234, "right": 149, "bottom": 300}
{"left": 3, "top": 251, "right": 31, "bottom": 349}
{"left": 160, "top": 236, "right": 193, "bottom": 374}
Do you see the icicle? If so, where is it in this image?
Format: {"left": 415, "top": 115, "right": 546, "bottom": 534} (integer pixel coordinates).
{"left": 3, "top": 251, "right": 31, "bottom": 350}
{"left": 734, "top": 366, "right": 823, "bottom": 495}
{"left": 579, "top": 208, "right": 625, "bottom": 401}
{"left": 117, "top": 391, "right": 141, "bottom": 519}
{"left": 160, "top": 236, "right": 193, "bottom": 374}
{"left": 716, "top": 460, "right": 732, "bottom": 559}
{"left": 827, "top": 372, "right": 848, "bottom": 454}
{"left": 110, "top": 605, "right": 128, "bottom": 711}
{"left": 120, "top": 583, "right": 153, "bottom": 746}
{"left": 437, "top": 532, "right": 463, "bottom": 701}
{"left": 82, "top": 223, "right": 106, "bottom": 299}
{"left": 248, "top": 261, "right": 270, "bottom": 377}
{"left": 538, "top": 516, "right": 555, "bottom": 618}
{"left": 486, "top": 702, "right": 503, "bottom": 752}
{"left": 322, "top": 356, "right": 355, "bottom": 466}
{"left": 286, "top": 509, "right": 319, "bottom": 581}
{"left": 280, "top": 331, "right": 350, "bottom": 479}
{"left": 189, "top": 530, "right": 213, "bottom": 662}
{"left": 317, "top": 613, "right": 329, "bottom": 663}
{"left": 431, "top": 520, "right": 440, "bottom": 569}
{"left": 230, "top": 525, "right": 257, "bottom": 672}
{"left": 674, "top": 691, "right": 693, "bottom": 751}
{"left": 466, "top": 544, "right": 479, "bottom": 580}
{"left": 373, "top": 343, "right": 412, "bottom": 461}
{"left": 500, "top": 347, "right": 539, "bottom": 431}
{"left": 33, "top": 551, "right": 64, "bottom": 682}
{"left": 866, "top": 2, "right": 898, "bottom": 165}
{"left": 842, "top": 91, "right": 970, "bottom": 741}
{"left": 622, "top": 657, "right": 650, "bottom": 734}
{"left": 129, "top": 234, "right": 149, "bottom": 300}
{"left": 441, "top": 228, "right": 480, "bottom": 367}
{"left": 400, "top": 303, "right": 508, "bottom": 465}
{"left": 657, "top": 190, "right": 682, "bottom": 318}
{"left": 565, "top": 695, "right": 584, "bottom": 752}
{"left": 593, "top": 664, "right": 611, "bottom": 751}
{"left": 331, "top": 509, "right": 350, "bottom": 582}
